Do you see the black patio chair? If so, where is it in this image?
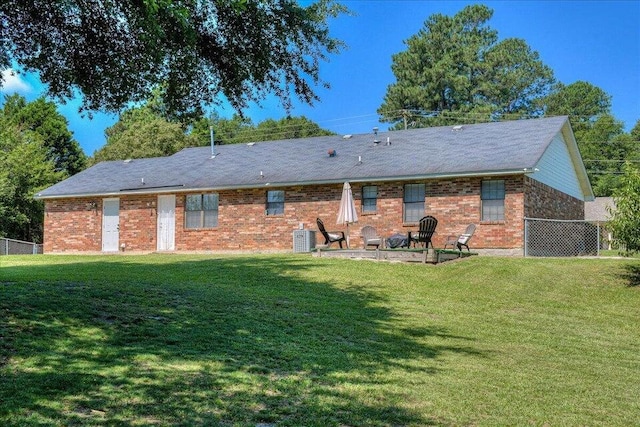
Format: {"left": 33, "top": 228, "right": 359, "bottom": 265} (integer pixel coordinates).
{"left": 409, "top": 215, "right": 438, "bottom": 249}
{"left": 316, "top": 218, "right": 346, "bottom": 248}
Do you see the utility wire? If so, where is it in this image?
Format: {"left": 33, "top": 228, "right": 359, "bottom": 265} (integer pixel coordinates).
{"left": 210, "top": 109, "right": 638, "bottom": 144}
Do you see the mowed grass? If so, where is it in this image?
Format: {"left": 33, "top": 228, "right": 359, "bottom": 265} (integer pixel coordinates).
{"left": 1, "top": 254, "right": 639, "bottom": 426}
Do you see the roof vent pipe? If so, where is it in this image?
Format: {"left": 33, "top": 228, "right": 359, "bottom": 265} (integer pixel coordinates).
{"left": 210, "top": 126, "right": 216, "bottom": 158}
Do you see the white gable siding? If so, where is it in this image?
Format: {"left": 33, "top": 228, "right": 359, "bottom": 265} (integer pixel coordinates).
{"left": 528, "top": 133, "right": 584, "bottom": 200}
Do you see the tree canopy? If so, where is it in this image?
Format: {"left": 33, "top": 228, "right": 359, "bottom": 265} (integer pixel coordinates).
{"left": 578, "top": 114, "right": 636, "bottom": 196}
{"left": 543, "top": 81, "right": 612, "bottom": 133}
{"left": 1, "top": 94, "right": 87, "bottom": 175}
{"left": 378, "top": 4, "right": 555, "bottom": 128}
{"left": 0, "top": 0, "right": 346, "bottom": 120}
{"left": 541, "top": 82, "right": 636, "bottom": 197}
{"left": 188, "top": 114, "right": 334, "bottom": 147}
{"left": 0, "top": 95, "right": 72, "bottom": 242}
{"left": 91, "top": 106, "right": 334, "bottom": 163}
{"left": 609, "top": 162, "right": 640, "bottom": 253}
{"left": 375, "top": 4, "right": 639, "bottom": 197}
{"left": 91, "top": 105, "right": 192, "bottom": 164}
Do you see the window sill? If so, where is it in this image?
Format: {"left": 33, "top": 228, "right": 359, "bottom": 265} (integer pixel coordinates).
{"left": 184, "top": 227, "right": 218, "bottom": 231}
{"left": 480, "top": 220, "right": 506, "bottom": 225}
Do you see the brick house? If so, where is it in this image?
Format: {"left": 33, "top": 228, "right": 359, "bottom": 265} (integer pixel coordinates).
{"left": 35, "top": 116, "right": 593, "bottom": 254}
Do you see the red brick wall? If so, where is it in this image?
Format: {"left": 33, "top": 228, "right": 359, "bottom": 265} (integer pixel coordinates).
{"left": 524, "top": 176, "right": 584, "bottom": 220}
{"left": 42, "top": 175, "right": 582, "bottom": 253}
{"left": 119, "top": 196, "right": 158, "bottom": 251}
{"left": 423, "top": 176, "right": 525, "bottom": 249}
{"left": 43, "top": 199, "right": 102, "bottom": 252}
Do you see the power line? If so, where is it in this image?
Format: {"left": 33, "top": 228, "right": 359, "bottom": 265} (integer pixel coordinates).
{"left": 205, "top": 109, "right": 639, "bottom": 144}
{"left": 378, "top": 108, "right": 639, "bottom": 125}
{"left": 583, "top": 160, "right": 640, "bottom": 163}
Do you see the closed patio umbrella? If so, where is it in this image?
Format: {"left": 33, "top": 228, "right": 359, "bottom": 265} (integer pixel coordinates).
{"left": 337, "top": 182, "right": 358, "bottom": 248}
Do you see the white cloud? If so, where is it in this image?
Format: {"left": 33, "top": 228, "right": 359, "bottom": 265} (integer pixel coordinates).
{"left": 1, "top": 69, "right": 32, "bottom": 94}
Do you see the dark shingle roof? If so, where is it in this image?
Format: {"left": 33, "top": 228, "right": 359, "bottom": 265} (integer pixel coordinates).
{"left": 585, "top": 197, "right": 615, "bottom": 222}
{"left": 37, "top": 116, "right": 571, "bottom": 198}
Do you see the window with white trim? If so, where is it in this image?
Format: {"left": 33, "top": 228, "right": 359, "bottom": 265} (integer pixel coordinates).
{"left": 185, "top": 194, "right": 218, "bottom": 228}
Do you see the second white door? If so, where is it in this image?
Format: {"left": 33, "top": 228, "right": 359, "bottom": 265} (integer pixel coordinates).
{"left": 157, "top": 195, "right": 176, "bottom": 251}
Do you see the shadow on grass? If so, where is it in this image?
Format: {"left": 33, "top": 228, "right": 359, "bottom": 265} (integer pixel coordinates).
{"left": 1, "top": 256, "right": 481, "bottom": 426}
{"left": 621, "top": 263, "right": 640, "bottom": 287}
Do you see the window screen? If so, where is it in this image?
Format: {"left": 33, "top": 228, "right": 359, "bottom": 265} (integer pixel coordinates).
{"left": 266, "top": 190, "right": 285, "bottom": 215}
{"left": 481, "top": 180, "right": 505, "bottom": 221}
{"left": 362, "top": 185, "right": 377, "bottom": 212}
{"left": 185, "top": 194, "right": 218, "bottom": 228}
{"left": 403, "top": 183, "right": 425, "bottom": 223}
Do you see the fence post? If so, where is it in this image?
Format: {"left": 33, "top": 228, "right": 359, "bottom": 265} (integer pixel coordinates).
{"left": 523, "top": 218, "right": 529, "bottom": 257}
{"left": 597, "top": 222, "right": 601, "bottom": 256}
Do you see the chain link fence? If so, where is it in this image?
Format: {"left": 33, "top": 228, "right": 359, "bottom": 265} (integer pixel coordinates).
{"left": 0, "top": 238, "right": 43, "bottom": 255}
{"left": 524, "top": 218, "right": 600, "bottom": 257}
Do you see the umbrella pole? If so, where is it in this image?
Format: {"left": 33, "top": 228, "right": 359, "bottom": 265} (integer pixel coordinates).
{"left": 346, "top": 223, "right": 350, "bottom": 248}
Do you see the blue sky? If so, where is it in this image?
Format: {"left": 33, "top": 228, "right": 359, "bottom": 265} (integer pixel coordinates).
{"left": 2, "top": 1, "right": 639, "bottom": 156}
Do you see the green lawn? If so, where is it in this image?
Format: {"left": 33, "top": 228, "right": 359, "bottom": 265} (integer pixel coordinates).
{"left": 1, "top": 254, "right": 639, "bottom": 426}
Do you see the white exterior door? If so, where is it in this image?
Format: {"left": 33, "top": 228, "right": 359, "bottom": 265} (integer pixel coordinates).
{"left": 157, "top": 195, "right": 176, "bottom": 251}
{"left": 102, "top": 198, "right": 120, "bottom": 252}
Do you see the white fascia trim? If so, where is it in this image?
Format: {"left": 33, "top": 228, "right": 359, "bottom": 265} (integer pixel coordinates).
{"left": 35, "top": 169, "right": 529, "bottom": 199}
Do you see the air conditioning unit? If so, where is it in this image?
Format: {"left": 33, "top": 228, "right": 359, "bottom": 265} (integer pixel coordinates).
{"left": 293, "top": 230, "right": 316, "bottom": 253}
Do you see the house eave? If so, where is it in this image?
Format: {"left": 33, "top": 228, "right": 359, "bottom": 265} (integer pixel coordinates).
{"left": 560, "top": 120, "right": 595, "bottom": 201}
{"left": 34, "top": 169, "right": 529, "bottom": 200}
{"left": 34, "top": 185, "right": 187, "bottom": 200}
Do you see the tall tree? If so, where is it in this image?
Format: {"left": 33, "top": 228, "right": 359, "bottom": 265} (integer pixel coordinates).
{"left": 0, "top": 1, "right": 346, "bottom": 120}
{"left": 190, "top": 115, "right": 335, "bottom": 145}
{"left": 541, "top": 82, "right": 634, "bottom": 196}
{"left": 92, "top": 106, "right": 193, "bottom": 164}
{"left": 0, "top": 95, "right": 82, "bottom": 241}
{"left": 630, "top": 119, "right": 640, "bottom": 144}
{"left": 0, "top": 125, "right": 62, "bottom": 242}
{"left": 577, "top": 114, "right": 631, "bottom": 196}
{"left": 378, "top": 4, "right": 555, "bottom": 128}
{"left": 479, "top": 38, "right": 555, "bottom": 116}
{"left": 1, "top": 94, "right": 86, "bottom": 175}
{"left": 189, "top": 114, "right": 256, "bottom": 146}
{"left": 609, "top": 162, "right": 640, "bottom": 253}
{"left": 92, "top": 107, "right": 335, "bottom": 163}
{"left": 543, "top": 81, "right": 612, "bottom": 133}
{"left": 253, "top": 116, "right": 334, "bottom": 141}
